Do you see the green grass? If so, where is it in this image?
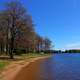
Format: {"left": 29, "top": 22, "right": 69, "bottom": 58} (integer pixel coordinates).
{"left": 0, "top": 60, "right": 10, "bottom": 71}
{"left": 0, "top": 60, "right": 10, "bottom": 80}
{"left": 0, "top": 53, "right": 51, "bottom": 80}
{"left": 0, "top": 53, "right": 51, "bottom": 71}
{"left": 21, "top": 53, "right": 51, "bottom": 59}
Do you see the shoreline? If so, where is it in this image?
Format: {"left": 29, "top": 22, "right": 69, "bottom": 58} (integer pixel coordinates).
{"left": 0, "top": 55, "right": 51, "bottom": 80}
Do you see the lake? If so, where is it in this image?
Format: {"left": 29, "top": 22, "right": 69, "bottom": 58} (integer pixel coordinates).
{"left": 14, "top": 53, "right": 80, "bottom": 80}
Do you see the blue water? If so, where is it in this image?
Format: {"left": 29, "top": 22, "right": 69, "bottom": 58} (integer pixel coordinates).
{"left": 41, "top": 53, "right": 80, "bottom": 80}
{"left": 15, "top": 53, "right": 80, "bottom": 80}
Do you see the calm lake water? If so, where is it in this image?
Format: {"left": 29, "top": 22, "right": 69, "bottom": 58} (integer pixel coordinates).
{"left": 15, "top": 53, "right": 80, "bottom": 80}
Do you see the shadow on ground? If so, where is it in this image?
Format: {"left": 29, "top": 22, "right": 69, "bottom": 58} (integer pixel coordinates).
{"left": 0, "top": 56, "right": 24, "bottom": 61}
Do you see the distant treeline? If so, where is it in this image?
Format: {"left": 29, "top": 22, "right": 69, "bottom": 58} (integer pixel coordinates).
{"left": 64, "top": 49, "right": 80, "bottom": 53}
{"left": 52, "top": 49, "right": 80, "bottom": 53}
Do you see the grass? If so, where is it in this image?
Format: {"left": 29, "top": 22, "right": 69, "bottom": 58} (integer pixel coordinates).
{"left": 0, "top": 53, "right": 51, "bottom": 80}
{"left": 0, "top": 60, "right": 10, "bottom": 71}
{"left": 0, "top": 53, "right": 51, "bottom": 72}
{"left": 22, "top": 53, "right": 51, "bottom": 58}
{"left": 0, "top": 60, "right": 10, "bottom": 80}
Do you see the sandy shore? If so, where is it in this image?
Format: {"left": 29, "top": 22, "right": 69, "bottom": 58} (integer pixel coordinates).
{"left": 0, "top": 56, "right": 50, "bottom": 80}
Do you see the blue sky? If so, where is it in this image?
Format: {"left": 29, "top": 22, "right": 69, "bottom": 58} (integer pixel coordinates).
{"left": 0, "top": 0, "right": 80, "bottom": 50}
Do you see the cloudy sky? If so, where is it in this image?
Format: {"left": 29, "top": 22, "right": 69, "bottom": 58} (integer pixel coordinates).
{"left": 0, "top": 0, "right": 80, "bottom": 50}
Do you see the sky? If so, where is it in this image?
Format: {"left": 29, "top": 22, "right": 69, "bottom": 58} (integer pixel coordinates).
{"left": 0, "top": 0, "right": 80, "bottom": 50}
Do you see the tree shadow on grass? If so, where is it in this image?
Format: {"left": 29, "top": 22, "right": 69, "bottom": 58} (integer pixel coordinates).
{"left": 0, "top": 56, "right": 24, "bottom": 61}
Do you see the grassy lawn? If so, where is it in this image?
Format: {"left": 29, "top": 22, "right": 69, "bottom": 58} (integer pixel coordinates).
{"left": 22, "top": 53, "right": 51, "bottom": 58}
{"left": 0, "top": 53, "right": 51, "bottom": 72}
{"left": 0, "top": 60, "right": 10, "bottom": 72}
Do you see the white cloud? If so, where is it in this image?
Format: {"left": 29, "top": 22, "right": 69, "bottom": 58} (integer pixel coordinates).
{"left": 64, "top": 42, "right": 80, "bottom": 50}
{"left": 55, "top": 42, "right": 80, "bottom": 50}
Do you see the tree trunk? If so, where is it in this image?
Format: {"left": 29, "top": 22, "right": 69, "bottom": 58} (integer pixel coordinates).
{"left": 9, "top": 16, "right": 15, "bottom": 59}
{"left": 9, "top": 36, "right": 14, "bottom": 59}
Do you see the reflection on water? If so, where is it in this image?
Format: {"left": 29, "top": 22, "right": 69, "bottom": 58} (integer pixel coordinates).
{"left": 15, "top": 53, "right": 80, "bottom": 80}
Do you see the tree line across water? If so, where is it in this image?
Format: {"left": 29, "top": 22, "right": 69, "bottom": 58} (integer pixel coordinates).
{"left": 0, "top": 0, "right": 52, "bottom": 59}
{"left": 53, "top": 49, "right": 80, "bottom": 53}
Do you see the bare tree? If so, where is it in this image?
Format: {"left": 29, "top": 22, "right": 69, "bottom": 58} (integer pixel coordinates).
{"left": 0, "top": 0, "right": 53, "bottom": 58}
{"left": 0, "top": 0, "right": 34, "bottom": 58}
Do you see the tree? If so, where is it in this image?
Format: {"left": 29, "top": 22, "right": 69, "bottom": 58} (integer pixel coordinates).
{"left": 0, "top": 0, "right": 35, "bottom": 58}
{"left": 0, "top": 0, "right": 53, "bottom": 58}
{"left": 35, "top": 35, "right": 43, "bottom": 52}
{"left": 44, "top": 38, "right": 52, "bottom": 51}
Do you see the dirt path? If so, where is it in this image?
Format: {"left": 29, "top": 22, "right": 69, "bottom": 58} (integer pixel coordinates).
{"left": 0, "top": 56, "right": 49, "bottom": 80}
{"left": 14, "top": 59, "right": 44, "bottom": 80}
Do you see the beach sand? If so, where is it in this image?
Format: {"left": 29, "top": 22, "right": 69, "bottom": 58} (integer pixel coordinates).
{"left": 0, "top": 56, "right": 49, "bottom": 80}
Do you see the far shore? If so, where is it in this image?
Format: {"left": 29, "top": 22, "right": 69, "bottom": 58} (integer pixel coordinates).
{"left": 0, "top": 53, "right": 51, "bottom": 80}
